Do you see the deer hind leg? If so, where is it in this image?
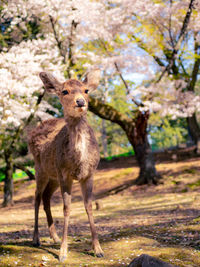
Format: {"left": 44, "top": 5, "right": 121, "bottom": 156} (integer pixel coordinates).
{"left": 42, "top": 179, "right": 60, "bottom": 243}
{"left": 59, "top": 176, "right": 73, "bottom": 262}
{"left": 33, "top": 172, "right": 48, "bottom": 247}
{"left": 80, "top": 177, "right": 104, "bottom": 257}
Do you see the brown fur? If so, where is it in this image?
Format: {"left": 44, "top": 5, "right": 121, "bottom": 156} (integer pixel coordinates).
{"left": 64, "top": 79, "right": 83, "bottom": 87}
{"left": 28, "top": 71, "right": 103, "bottom": 262}
{"left": 29, "top": 118, "right": 66, "bottom": 157}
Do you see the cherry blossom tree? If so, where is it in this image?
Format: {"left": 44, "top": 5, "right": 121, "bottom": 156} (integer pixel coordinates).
{"left": 85, "top": 0, "right": 200, "bottom": 182}
{"left": 128, "top": 0, "right": 200, "bottom": 143}
{"left": 0, "top": 39, "right": 64, "bottom": 206}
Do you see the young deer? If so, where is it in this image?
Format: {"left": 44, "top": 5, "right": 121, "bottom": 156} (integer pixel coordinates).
{"left": 28, "top": 70, "right": 104, "bottom": 262}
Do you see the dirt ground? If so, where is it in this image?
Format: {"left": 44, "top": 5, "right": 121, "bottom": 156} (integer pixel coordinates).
{"left": 0, "top": 156, "right": 200, "bottom": 266}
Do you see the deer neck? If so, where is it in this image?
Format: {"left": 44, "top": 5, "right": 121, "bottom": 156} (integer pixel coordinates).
{"left": 66, "top": 115, "right": 87, "bottom": 132}
{"left": 66, "top": 115, "right": 89, "bottom": 159}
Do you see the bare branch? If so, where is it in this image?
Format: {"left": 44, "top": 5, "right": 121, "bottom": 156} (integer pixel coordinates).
{"left": 113, "top": 62, "right": 142, "bottom": 107}
{"left": 177, "top": 0, "right": 195, "bottom": 44}
{"left": 67, "top": 20, "right": 79, "bottom": 78}
{"left": 168, "top": 0, "right": 175, "bottom": 49}
{"left": 114, "top": 62, "right": 130, "bottom": 94}
{"left": 99, "top": 40, "right": 142, "bottom": 106}
{"left": 49, "top": 15, "right": 66, "bottom": 63}
{"left": 157, "top": 0, "right": 195, "bottom": 82}
{"left": 179, "top": 56, "right": 189, "bottom": 78}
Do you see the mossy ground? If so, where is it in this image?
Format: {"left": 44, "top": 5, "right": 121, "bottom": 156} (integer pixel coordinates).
{"left": 0, "top": 157, "right": 200, "bottom": 266}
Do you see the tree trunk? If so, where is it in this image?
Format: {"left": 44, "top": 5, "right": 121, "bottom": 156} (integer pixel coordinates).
{"left": 133, "top": 140, "right": 159, "bottom": 185}
{"left": 126, "top": 111, "right": 159, "bottom": 185}
{"left": 187, "top": 114, "right": 200, "bottom": 154}
{"left": 187, "top": 114, "right": 200, "bottom": 144}
{"left": 185, "top": 40, "right": 200, "bottom": 151}
{"left": 101, "top": 119, "right": 108, "bottom": 158}
{"left": 3, "top": 150, "right": 14, "bottom": 207}
{"left": 89, "top": 98, "right": 159, "bottom": 185}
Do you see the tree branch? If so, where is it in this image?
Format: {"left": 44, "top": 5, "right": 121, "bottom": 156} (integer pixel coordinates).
{"left": 89, "top": 96, "right": 134, "bottom": 132}
{"left": 177, "top": 0, "right": 195, "bottom": 44}
{"left": 157, "top": 0, "right": 195, "bottom": 82}
{"left": 14, "top": 163, "right": 35, "bottom": 180}
{"left": 168, "top": 0, "right": 175, "bottom": 49}
{"left": 114, "top": 62, "right": 142, "bottom": 107}
{"left": 188, "top": 40, "right": 200, "bottom": 91}
{"left": 67, "top": 20, "right": 79, "bottom": 78}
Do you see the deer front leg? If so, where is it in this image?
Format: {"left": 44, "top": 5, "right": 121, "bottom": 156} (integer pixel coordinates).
{"left": 33, "top": 174, "right": 49, "bottom": 247}
{"left": 42, "top": 180, "right": 60, "bottom": 244}
{"left": 59, "top": 177, "right": 73, "bottom": 263}
{"left": 80, "top": 177, "right": 104, "bottom": 257}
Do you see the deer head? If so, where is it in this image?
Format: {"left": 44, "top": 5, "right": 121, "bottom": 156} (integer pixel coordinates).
{"left": 39, "top": 69, "right": 100, "bottom": 118}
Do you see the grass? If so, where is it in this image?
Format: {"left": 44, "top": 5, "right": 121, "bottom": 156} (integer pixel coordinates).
{"left": 0, "top": 168, "right": 35, "bottom": 182}
{"left": 0, "top": 157, "right": 200, "bottom": 266}
{"left": 104, "top": 150, "right": 135, "bottom": 161}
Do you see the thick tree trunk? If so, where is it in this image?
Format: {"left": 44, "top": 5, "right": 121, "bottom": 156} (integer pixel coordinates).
{"left": 133, "top": 141, "right": 158, "bottom": 185}
{"left": 187, "top": 114, "right": 200, "bottom": 144}
{"left": 3, "top": 150, "right": 14, "bottom": 207}
{"left": 126, "top": 111, "right": 159, "bottom": 185}
{"left": 89, "top": 98, "right": 159, "bottom": 185}
{"left": 101, "top": 119, "right": 108, "bottom": 158}
{"left": 187, "top": 114, "right": 200, "bottom": 154}
{"left": 185, "top": 40, "right": 200, "bottom": 151}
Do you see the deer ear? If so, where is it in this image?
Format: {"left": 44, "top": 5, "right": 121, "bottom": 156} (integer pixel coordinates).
{"left": 39, "top": 72, "right": 63, "bottom": 94}
{"left": 83, "top": 69, "right": 101, "bottom": 91}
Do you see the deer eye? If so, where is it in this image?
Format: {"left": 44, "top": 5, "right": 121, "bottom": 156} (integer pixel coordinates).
{"left": 62, "top": 90, "right": 69, "bottom": 95}
{"left": 85, "top": 89, "right": 89, "bottom": 94}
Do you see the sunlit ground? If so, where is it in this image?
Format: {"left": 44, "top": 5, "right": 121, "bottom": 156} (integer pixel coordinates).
{"left": 0, "top": 157, "right": 200, "bottom": 266}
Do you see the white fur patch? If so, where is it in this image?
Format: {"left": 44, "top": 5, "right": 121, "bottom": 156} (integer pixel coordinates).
{"left": 75, "top": 132, "right": 88, "bottom": 161}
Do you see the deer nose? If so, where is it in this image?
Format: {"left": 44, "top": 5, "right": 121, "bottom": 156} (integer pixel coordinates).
{"left": 76, "top": 98, "right": 85, "bottom": 107}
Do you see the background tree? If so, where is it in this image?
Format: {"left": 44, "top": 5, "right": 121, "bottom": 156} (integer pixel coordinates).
{"left": 129, "top": 0, "right": 200, "bottom": 145}
{"left": 0, "top": 39, "right": 63, "bottom": 206}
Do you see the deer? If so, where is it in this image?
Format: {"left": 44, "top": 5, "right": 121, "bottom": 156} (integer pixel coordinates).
{"left": 28, "top": 70, "right": 104, "bottom": 262}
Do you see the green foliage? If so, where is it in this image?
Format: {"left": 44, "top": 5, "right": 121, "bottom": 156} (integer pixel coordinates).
{"left": 109, "top": 80, "right": 135, "bottom": 116}
{"left": 88, "top": 112, "right": 131, "bottom": 157}
{"left": 87, "top": 79, "right": 135, "bottom": 158}
{"left": 0, "top": 167, "right": 35, "bottom": 182}
{"left": 150, "top": 116, "right": 188, "bottom": 149}
{"left": 105, "top": 150, "right": 134, "bottom": 161}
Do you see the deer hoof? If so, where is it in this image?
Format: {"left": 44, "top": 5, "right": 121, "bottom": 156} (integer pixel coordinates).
{"left": 96, "top": 252, "right": 104, "bottom": 258}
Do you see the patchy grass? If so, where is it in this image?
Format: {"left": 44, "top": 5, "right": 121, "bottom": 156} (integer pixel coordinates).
{"left": 0, "top": 157, "right": 200, "bottom": 266}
